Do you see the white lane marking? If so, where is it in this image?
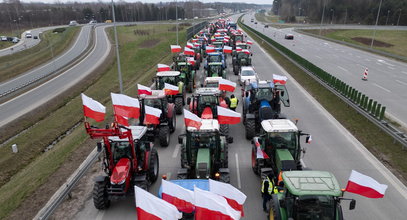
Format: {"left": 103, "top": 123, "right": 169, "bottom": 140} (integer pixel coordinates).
{"left": 376, "top": 62, "right": 382, "bottom": 65}
{"left": 315, "top": 55, "right": 322, "bottom": 59}
{"left": 402, "top": 71, "right": 407, "bottom": 75}
{"left": 300, "top": 159, "right": 307, "bottom": 168}
{"left": 95, "top": 210, "right": 104, "bottom": 220}
{"left": 172, "top": 144, "right": 180, "bottom": 158}
{"left": 388, "top": 66, "right": 395, "bottom": 70}
{"left": 300, "top": 47, "right": 305, "bottom": 51}
{"left": 396, "top": 80, "right": 407, "bottom": 86}
{"left": 254, "top": 40, "right": 407, "bottom": 199}
{"left": 338, "top": 66, "right": 349, "bottom": 73}
{"left": 235, "top": 153, "right": 242, "bottom": 189}
{"left": 378, "top": 59, "right": 395, "bottom": 66}
{"left": 372, "top": 83, "right": 391, "bottom": 93}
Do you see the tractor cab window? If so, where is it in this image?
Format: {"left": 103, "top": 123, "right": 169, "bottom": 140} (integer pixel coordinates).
{"left": 268, "top": 132, "right": 298, "bottom": 155}
{"left": 210, "top": 65, "right": 222, "bottom": 74}
{"left": 192, "top": 132, "right": 216, "bottom": 149}
{"left": 239, "top": 45, "right": 248, "bottom": 50}
{"left": 235, "top": 35, "right": 243, "bottom": 42}
{"left": 293, "top": 195, "right": 335, "bottom": 220}
{"left": 209, "top": 55, "right": 221, "bottom": 62}
{"left": 179, "top": 65, "right": 189, "bottom": 73}
{"left": 159, "top": 76, "right": 177, "bottom": 88}
{"left": 237, "top": 52, "right": 249, "bottom": 59}
{"left": 111, "top": 141, "right": 131, "bottom": 163}
{"left": 199, "top": 95, "right": 218, "bottom": 106}
{"left": 144, "top": 99, "right": 162, "bottom": 110}
{"left": 255, "top": 88, "right": 273, "bottom": 101}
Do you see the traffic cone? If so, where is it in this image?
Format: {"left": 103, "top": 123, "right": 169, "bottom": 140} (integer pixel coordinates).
{"left": 362, "top": 68, "right": 368, "bottom": 81}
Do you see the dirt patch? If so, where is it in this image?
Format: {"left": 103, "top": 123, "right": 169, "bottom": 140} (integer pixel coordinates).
{"left": 139, "top": 39, "right": 160, "bottom": 48}
{"left": 352, "top": 37, "right": 394, "bottom": 47}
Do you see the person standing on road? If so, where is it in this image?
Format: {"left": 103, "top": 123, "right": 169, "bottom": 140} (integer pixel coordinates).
{"left": 229, "top": 94, "right": 238, "bottom": 111}
{"left": 261, "top": 173, "right": 277, "bottom": 213}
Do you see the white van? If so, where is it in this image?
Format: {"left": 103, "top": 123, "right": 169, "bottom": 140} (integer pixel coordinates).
{"left": 69, "top": 20, "right": 78, "bottom": 26}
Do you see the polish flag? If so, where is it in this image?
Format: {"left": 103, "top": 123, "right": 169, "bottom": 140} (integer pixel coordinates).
{"left": 194, "top": 187, "right": 241, "bottom": 220}
{"left": 217, "top": 106, "right": 241, "bottom": 125}
{"left": 223, "top": 46, "right": 232, "bottom": 54}
{"left": 164, "top": 83, "right": 179, "bottom": 95}
{"left": 345, "top": 170, "right": 388, "bottom": 198}
{"left": 193, "top": 43, "right": 200, "bottom": 48}
{"left": 171, "top": 45, "right": 182, "bottom": 53}
{"left": 186, "top": 42, "right": 194, "bottom": 49}
{"left": 224, "top": 36, "right": 230, "bottom": 40}
{"left": 81, "top": 93, "right": 106, "bottom": 122}
{"left": 255, "top": 138, "right": 269, "bottom": 159}
{"left": 184, "top": 47, "right": 195, "bottom": 56}
{"left": 218, "top": 78, "right": 236, "bottom": 92}
{"left": 144, "top": 105, "right": 162, "bottom": 125}
{"left": 138, "top": 84, "right": 152, "bottom": 95}
{"left": 162, "top": 180, "right": 195, "bottom": 213}
{"left": 206, "top": 46, "right": 216, "bottom": 53}
{"left": 115, "top": 114, "right": 129, "bottom": 126}
{"left": 235, "top": 47, "right": 242, "bottom": 52}
{"left": 209, "top": 179, "right": 247, "bottom": 217}
{"left": 273, "top": 74, "right": 288, "bottom": 85}
{"left": 187, "top": 57, "right": 196, "bottom": 66}
{"left": 111, "top": 93, "right": 140, "bottom": 119}
{"left": 157, "top": 64, "right": 170, "bottom": 72}
{"left": 135, "top": 186, "right": 182, "bottom": 220}
{"left": 242, "top": 49, "right": 251, "bottom": 55}
{"left": 246, "top": 40, "right": 253, "bottom": 45}
{"left": 223, "top": 39, "right": 229, "bottom": 43}
{"left": 184, "top": 109, "right": 202, "bottom": 129}
{"left": 192, "top": 38, "right": 199, "bottom": 43}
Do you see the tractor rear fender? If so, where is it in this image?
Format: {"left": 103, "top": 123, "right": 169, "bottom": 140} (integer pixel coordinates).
{"left": 94, "top": 175, "right": 109, "bottom": 183}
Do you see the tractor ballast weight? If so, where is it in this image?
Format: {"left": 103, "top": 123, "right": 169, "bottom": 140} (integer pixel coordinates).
{"left": 154, "top": 71, "right": 186, "bottom": 114}
{"left": 85, "top": 122, "right": 159, "bottom": 209}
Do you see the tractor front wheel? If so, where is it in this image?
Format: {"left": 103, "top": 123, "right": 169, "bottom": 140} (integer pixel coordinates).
{"left": 159, "top": 126, "right": 170, "bottom": 147}
{"left": 269, "top": 194, "right": 282, "bottom": 220}
{"left": 175, "top": 97, "right": 183, "bottom": 115}
{"left": 93, "top": 180, "right": 110, "bottom": 210}
{"left": 245, "top": 119, "right": 256, "bottom": 140}
{"left": 220, "top": 124, "right": 229, "bottom": 136}
{"left": 147, "top": 148, "right": 159, "bottom": 183}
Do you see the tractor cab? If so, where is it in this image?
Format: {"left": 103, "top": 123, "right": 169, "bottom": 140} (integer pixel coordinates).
{"left": 173, "top": 63, "right": 196, "bottom": 93}
{"left": 204, "top": 76, "right": 223, "bottom": 88}
{"left": 154, "top": 71, "right": 186, "bottom": 114}
{"left": 233, "top": 42, "right": 249, "bottom": 57}
{"left": 206, "top": 62, "right": 226, "bottom": 78}
{"left": 269, "top": 171, "right": 356, "bottom": 220}
{"left": 233, "top": 50, "right": 252, "bottom": 75}
{"left": 205, "top": 52, "right": 226, "bottom": 70}
{"left": 187, "top": 88, "right": 228, "bottom": 119}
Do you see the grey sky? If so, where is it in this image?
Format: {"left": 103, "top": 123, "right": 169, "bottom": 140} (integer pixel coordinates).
{"left": 21, "top": 0, "right": 273, "bottom": 5}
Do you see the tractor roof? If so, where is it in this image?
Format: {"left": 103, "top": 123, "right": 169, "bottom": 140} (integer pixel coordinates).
{"left": 187, "top": 119, "right": 219, "bottom": 132}
{"left": 208, "top": 52, "right": 222, "bottom": 56}
{"left": 139, "top": 90, "right": 166, "bottom": 99}
{"left": 195, "top": 87, "right": 221, "bottom": 95}
{"left": 204, "top": 77, "right": 223, "bottom": 83}
{"left": 108, "top": 126, "right": 147, "bottom": 141}
{"left": 282, "top": 171, "right": 342, "bottom": 197}
{"left": 156, "top": 71, "right": 180, "bottom": 77}
{"left": 236, "top": 42, "right": 246, "bottom": 46}
{"left": 261, "top": 119, "right": 298, "bottom": 133}
{"left": 208, "top": 62, "right": 223, "bottom": 66}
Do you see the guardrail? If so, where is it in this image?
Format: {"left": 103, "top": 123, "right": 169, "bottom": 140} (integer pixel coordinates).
{"left": 238, "top": 16, "right": 407, "bottom": 149}
{"left": 186, "top": 21, "right": 208, "bottom": 39}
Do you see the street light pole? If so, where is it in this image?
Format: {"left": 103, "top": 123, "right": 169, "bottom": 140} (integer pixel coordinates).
{"left": 344, "top": 8, "right": 348, "bottom": 24}
{"left": 319, "top": 0, "right": 326, "bottom": 35}
{"left": 330, "top": 8, "right": 334, "bottom": 24}
{"left": 385, "top": 10, "right": 390, "bottom": 25}
{"left": 176, "top": 0, "right": 179, "bottom": 45}
{"left": 111, "top": 0, "right": 123, "bottom": 93}
{"left": 370, "top": 0, "right": 383, "bottom": 48}
{"left": 397, "top": 9, "right": 402, "bottom": 26}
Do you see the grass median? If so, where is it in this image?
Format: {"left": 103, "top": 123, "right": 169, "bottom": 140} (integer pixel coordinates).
{"left": 240, "top": 21, "right": 407, "bottom": 182}
{"left": 0, "top": 26, "right": 80, "bottom": 83}
{"left": 0, "top": 23, "right": 184, "bottom": 219}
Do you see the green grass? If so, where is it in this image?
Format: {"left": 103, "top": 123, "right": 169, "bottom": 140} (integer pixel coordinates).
{"left": 302, "top": 29, "right": 407, "bottom": 57}
{"left": 240, "top": 21, "right": 407, "bottom": 181}
{"left": 0, "top": 41, "right": 13, "bottom": 50}
{"left": 0, "top": 24, "right": 184, "bottom": 219}
{"left": 0, "top": 27, "right": 80, "bottom": 83}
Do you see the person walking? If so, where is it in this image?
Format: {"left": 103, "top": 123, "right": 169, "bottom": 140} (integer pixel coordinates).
{"left": 261, "top": 173, "right": 278, "bottom": 213}
{"left": 229, "top": 94, "right": 238, "bottom": 111}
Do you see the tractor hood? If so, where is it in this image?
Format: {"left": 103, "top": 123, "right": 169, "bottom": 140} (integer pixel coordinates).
{"left": 276, "top": 149, "right": 295, "bottom": 174}
{"left": 201, "top": 107, "right": 213, "bottom": 119}
{"left": 110, "top": 158, "right": 131, "bottom": 185}
{"left": 196, "top": 148, "right": 211, "bottom": 179}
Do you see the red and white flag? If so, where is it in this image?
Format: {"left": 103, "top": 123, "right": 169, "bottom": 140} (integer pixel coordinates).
{"left": 171, "top": 45, "right": 182, "bottom": 53}
{"left": 81, "top": 93, "right": 106, "bottom": 122}
{"left": 194, "top": 187, "right": 241, "bottom": 220}
{"left": 255, "top": 138, "right": 269, "bottom": 159}
{"left": 162, "top": 180, "right": 195, "bottom": 213}
{"left": 209, "top": 179, "right": 247, "bottom": 217}
{"left": 115, "top": 114, "right": 129, "bottom": 126}
{"left": 223, "top": 46, "right": 232, "bottom": 54}
{"left": 242, "top": 49, "right": 250, "bottom": 55}
{"left": 184, "top": 109, "right": 202, "bottom": 129}
{"left": 111, "top": 93, "right": 140, "bottom": 119}
{"left": 187, "top": 57, "right": 196, "bottom": 66}
{"left": 157, "top": 64, "right": 170, "bottom": 72}
{"left": 164, "top": 83, "right": 179, "bottom": 95}
{"left": 192, "top": 38, "right": 199, "bottom": 43}
{"left": 223, "top": 38, "right": 229, "bottom": 43}
{"left": 184, "top": 47, "right": 195, "bottom": 56}
{"left": 186, "top": 42, "right": 194, "bottom": 49}
{"left": 218, "top": 78, "right": 236, "bottom": 92}
{"left": 206, "top": 46, "right": 216, "bottom": 53}
{"left": 138, "top": 84, "right": 152, "bottom": 95}
{"left": 235, "top": 47, "right": 242, "bottom": 52}
{"left": 135, "top": 186, "right": 182, "bottom": 220}
{"left": 217, "top": 106, "right": 241, "bottom": 125}
{"left": 345, "top": 170, "right": 388, "bottom": 199}
{"left": 193, "top": 43, "right": 200, "bottom": 48}
{"left": 144, "top": 105, "right": 162, "bottom": 125}
{"left": 246, "top": 40, "right": 253, "bottom": 45}
{"left": 224, "top": 36, "right": 230, "bottom": 40}
{"left": 273, "top": 74, "right": 288, "bottom": 85}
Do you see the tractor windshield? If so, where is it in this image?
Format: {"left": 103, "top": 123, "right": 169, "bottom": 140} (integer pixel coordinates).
{"left": 268, "top": 132, "right": 298, "bottom": 154}
{"left": 191, "top": 132, "right": 218, "bottom": 148}
{"left": 294, "top": 195, "right": 335, "bottom": 220}
{"left": 158, "top": 76, "right": 177, "bottom": 89}
{"left": 255, "top": 88, "right": 273, "bottom": 101}
{"left": 237, "top": 52, "right": 249, "bottom": 59}
{"left": 199, "top": 95, "right": 219, "bottom": 106}
{"left": 205, "top": 82, "right": 218, "bottom": 88}
{"left": 209, "top": 55, "right": 221, "bottom": 62}
{"left": 144, "top": 98, "right": 162, "bottom": 109}
{"left": 111, "top": 141, "right": 131, "bottom": 163}
{"left": 235, "top": 35, "right": 243, "bottom": 42}
{"left": 210, "top": 65, "right": 222, "bottom": 74}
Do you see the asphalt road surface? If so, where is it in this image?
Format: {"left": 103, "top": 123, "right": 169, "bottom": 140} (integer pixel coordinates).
{"left": 245, "top": 13, "right": 407, "bottom": 128}
{"left": 73, "top": 23, "right": 407, "bottom": 219}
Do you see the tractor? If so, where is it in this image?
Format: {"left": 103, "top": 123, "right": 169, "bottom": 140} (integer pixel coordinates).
{"left": 85, "top": 122, "right": 159, "bottom": 209}
{"left": 177, "top": 119, "right": 231, "bottom": 183}
{"left": 230, "top": 33, "right": 244, "bottom": 49}
{"left": 174, "top": 53, "right": 199, "bottom": 70}
{"left": 205, "top": 62, "right": 227, "bottom": 78}
{"left": 232, "top": 42, "right": 250, "bottom": 57}
{"left": 203, "top": 76, "right": 223, "bottom": 88}
{"left": 139, "top": 90, "right": 176, "bottom": 147}
{"left": 232, "top": 50, "right": 252, "bottom": 75}
{"left": 251, "top": 119, "right": 310, "bottom": 178}
{"left": 204, "top": 52, "right": 226, "bottom": 70}
{"left": 187, "top": 87, "right": 230, "bottom": 136}
{"left": 154, "top": 71, "right": 186, "bottom": 114}
{"left": 243, "top": 80, "right": 290, "bottom": 139}
{"left": 267, "top": 170, "right": 356, "bottom": 220}
{"left": 171, "top": 61, "right": 196, "bottom": 93}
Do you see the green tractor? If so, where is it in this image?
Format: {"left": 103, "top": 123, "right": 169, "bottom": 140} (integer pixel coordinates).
{"left": 205, "top": 62, "right": 227, "bottom": 78}
{"left": 173, "top": 62, "right": 196, "bottom": 93}
{"left": 232, "top": 50, "right": 252, "bottom": 75}
{"left": 251, "top": 119, "right": 310, "bottom": 177}
{"left": 154, "top": 71, "right": 186, "bottom": 115}
{"left": 177, "top": 119, "right": 231, "bottom": 183}
{"left": 267, "top": 170, "right": 356, "bottom": 220}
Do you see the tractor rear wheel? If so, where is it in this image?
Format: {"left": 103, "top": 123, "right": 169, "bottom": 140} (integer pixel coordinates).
{"left": 251, "top": 145, "right": 259, "bottom": 175}
{"left": 180, "top": 146, "right": 187, "bottom": 168}
{"left": 245, "top": 119, "right": 256, "bottom": 140}
{"left": 269, "top": 194, "right": 282, "bottom": 220}
{"left": 159, "top": 126, "right": 170, "bottom": 147}
{"left": 93, "top": 181, "right": 110, "bottom": 210}
{"left": 220, "top": 124, "right": 229, "bottom": 136}
{"left": 148, "top": 148, "right": 159, "bottom": 183}
{"left": 223, "top": 142, "right": 229, "bottom": 168}
{"left": 233, "top": 65, "right": 238, "bottom": 75}
{"left": 175, "top": 97, "right": 183, "bottom": 115}
{"left": 169, "top": 115, "right": 176, "bottom": 133}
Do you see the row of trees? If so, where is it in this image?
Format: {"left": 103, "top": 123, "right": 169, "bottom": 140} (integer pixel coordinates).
{"left": 273, "top": 0, "right": 407, "bottom": 25}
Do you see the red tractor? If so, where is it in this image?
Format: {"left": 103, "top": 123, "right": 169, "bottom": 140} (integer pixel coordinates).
{"left": 85, "top": 122, "right": 159, "bottom": 210}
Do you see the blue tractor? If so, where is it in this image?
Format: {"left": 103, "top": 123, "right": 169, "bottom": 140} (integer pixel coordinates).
{"left": 204, "top": 52, "right": 226, "bottom": 70}
{"left": 243, "top": 80, "right": 290, "bottom": 139}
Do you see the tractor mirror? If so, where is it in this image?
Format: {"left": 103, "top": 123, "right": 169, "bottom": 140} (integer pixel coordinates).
{"left": 187, "top": 97, "right": 191, "bottom": 105}
{"left": 280, "top": 91, "right": 285, "bottom": 96}
{"left": 350, "top": 199, "right": 356, "bottom": 210}
{"left": 227, "top": 136, "right": 233, "bottom": 143}
{"left": 250, "top": 53, "right": 253, "bottom": 57}
{"left": 97, "top": 142, "right": 102, "bottom": 152}
{"left": 178, "top": 135, "right": 185, "bottom": 144}
{"left": 305, "top": 135, "right": 311, "bottom": 144}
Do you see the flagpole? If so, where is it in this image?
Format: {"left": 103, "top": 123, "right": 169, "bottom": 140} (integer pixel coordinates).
{"left": 111, "top": 0, "right": 123, "bottom": 93}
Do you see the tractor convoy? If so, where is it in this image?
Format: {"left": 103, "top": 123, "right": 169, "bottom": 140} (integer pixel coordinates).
{"left": 80, "top": 17, "right": 356, "bottom": 219}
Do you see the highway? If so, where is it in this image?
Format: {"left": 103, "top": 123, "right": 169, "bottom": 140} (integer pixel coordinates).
{"left": 245, "top": 13, "right": 407, "bottom": 128}
{"left": 70, "top": 19, "right": 407, "bottom": 219}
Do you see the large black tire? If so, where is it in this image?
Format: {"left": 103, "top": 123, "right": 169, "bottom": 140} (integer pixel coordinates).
{"left": 147, "top": 148, "right": 159, "bottom": 183}
{"left": 169, "top": 115, "right": 176, "bottom": 133}
{"left": 246, "top": 119, "right": 256, "bottom": 140}
{"left": 93, "top": 181, "right": 110, "bottom": 210}
{"left": 233, "top": 65, "right": 238, "bottom": 75}
{"left": 175, "top": 97, "right": 183, "bottom": 115}
{"left": 269, "top": 194, "right": 282, "bottom": 220}
{"left": 220, "top": 124, "right": 229, "bottom": 136}
{"left": 223, "top": 142, "right": 229, "bottom": 168}
{"left": 136, "top": 180, "right": 149, "bottom": 191}
{"left": 180, "top": 145, "right": 187, "bottom": 168}
{"left": 159, "top": 126, "right": 170, "bottom": 147}
{"left": 252, "top": 145, "right": 259, "bottom": 175}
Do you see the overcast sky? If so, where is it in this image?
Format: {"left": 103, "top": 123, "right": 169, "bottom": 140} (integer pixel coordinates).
{"left": 21, "top": 0, "right": 273, "bottom": 5}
